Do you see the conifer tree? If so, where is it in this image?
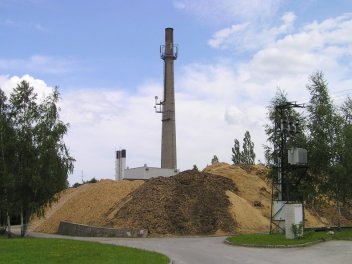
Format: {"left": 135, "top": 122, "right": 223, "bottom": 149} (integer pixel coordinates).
{"left": 211, "top": 155, "right": 219, "bottom": 164}
{"left": 231, "top": 139, "right": 242, "bottom": 165}
{"left": 242, "top": 131, "right": 255, "bottom": 165}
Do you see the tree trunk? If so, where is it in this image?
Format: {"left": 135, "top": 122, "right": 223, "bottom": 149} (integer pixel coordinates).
{"left": 20, "top": 210, "right": 25, "bottom": 237}
{"left": 6, "top": 212, "right": 11, "bottom": 238}
{"left": 337, "top": 200, "right": 341, "bottom": 229}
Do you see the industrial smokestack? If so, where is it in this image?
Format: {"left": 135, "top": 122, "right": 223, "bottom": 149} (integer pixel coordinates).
{"left": 115, "top": 149, "right": 126, "bottom": 180}
{"left": 156, "top": 28, "right": 177, "bottom": 169}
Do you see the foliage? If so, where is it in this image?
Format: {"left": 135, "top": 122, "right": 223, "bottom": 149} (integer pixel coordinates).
{"left": 0, "top": 237, "right": 170, "bottom": 264}
{"left": 87, "top": 177, "right": 98, "bottom": 184}
{"left": 336, "top": 97, "right": 352, "bottom": 204}
{"left": 192, "top": 164, "right": 199, "bottom": 171}
{"left": 341, "top": 96, "right": 352, "bottom": 125}
{"left": 72, "top": 182, "right": 82, "bottom": 188}
{"left": 242, "top": 131, "right": 256, "bottom": 165}
{"left": 0, "top": 81, "right": 74, "bottom": 236}
{"left": 264, "top": 72, "right": 352, "bottom": 208}
{"left": 305, "top": 72, "right": 352, "bottom": 206}
{"left": 72, "top": 177, "right": 98, "bottom": 188}
{"left": 232, "top": 131, "right": 256, "bottom": 165}
{"left": 211, "top": 155, "right": 219, "bottom": 165}
{"left": 263, "top": 89, "right": 307, "bottom": 166}
{"left": 291, "top": 222, "right": 304, "bottom": 239}
{"left": 306, "top": 72, "right": 336, "bottom": 184}
{"left": 231, "top": 139, "right": 241, "bottom": 164}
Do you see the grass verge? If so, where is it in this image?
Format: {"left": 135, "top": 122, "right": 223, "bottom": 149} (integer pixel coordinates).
{"left": 226, "top": 229, "right": 352, "bottom": 247}
{"left": 0, "top": 236, "right": 170, "bottom": 264}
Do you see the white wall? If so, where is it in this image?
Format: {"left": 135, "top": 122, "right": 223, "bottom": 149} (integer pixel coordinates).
{"left": 124, "top": 166, "right": 179, "bottom": 180}
{"left": 285, "top": 203, "right": 303, "bottom": 239}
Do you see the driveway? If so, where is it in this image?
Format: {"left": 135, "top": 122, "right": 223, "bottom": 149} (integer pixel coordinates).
{"left": 27, "top": 231, "right": 352, "bottom": 264}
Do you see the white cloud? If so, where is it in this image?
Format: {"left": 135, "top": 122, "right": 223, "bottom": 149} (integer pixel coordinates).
{"left": 2, "top": 13, "right": 352, "bottom": 185}
{"left": 173, "top": 0, "right": 282, "bottom": 23}
{"left": 0, "top": 74, "right": 54, "bottom": 100}
{"left": 208, "top": 11, "right": 296, "bottom": 51}
{"left": 177, "top": 63, "right": 239, "bottom": 100}
{"left": 0, "top": 75, "right": 162, "bottom": 184}
{"left": 208, "top": 23, "right": 249, "bottom": 49}
{"left": 245, "top": 13, "right": 352, "bottom": 84}
{"left": 0, "top": 55, "right": 80, "bottom": 75}
{"left": 0, "top": 72, "right": 267, "bottom": 185}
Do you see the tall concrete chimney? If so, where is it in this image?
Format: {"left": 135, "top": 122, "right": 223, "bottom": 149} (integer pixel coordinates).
{"left": 155, "top": 28, "right": 177, "bottom": 169}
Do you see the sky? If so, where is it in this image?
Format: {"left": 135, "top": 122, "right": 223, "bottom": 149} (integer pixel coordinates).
{"left": 1, "top": 0, "right": 352, "bottom": 185}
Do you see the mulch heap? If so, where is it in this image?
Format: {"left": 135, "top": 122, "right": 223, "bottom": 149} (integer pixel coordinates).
{"left": 103, "top": 169, "right": 238, "bottom": 236}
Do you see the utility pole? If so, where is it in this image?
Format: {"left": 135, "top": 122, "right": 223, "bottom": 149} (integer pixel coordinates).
{"left": 270, "top": 101, "right": 307, "bottom": 234}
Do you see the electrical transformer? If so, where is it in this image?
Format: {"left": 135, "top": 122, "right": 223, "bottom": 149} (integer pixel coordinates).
{"left": 288, "top": 148, "right": 307, "bottom": 165}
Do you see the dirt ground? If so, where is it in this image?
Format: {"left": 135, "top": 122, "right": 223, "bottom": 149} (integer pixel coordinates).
{"left": 30, "top": 163, "right": 352, "bottom": 235}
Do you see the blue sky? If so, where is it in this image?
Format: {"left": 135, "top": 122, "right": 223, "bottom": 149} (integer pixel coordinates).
{"left": 1, "top": 0, "right": 352, "bottom": 184}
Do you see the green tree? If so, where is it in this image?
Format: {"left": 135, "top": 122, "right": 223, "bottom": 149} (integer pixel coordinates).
{"left": 231, "top": 139, "right": 242, "bottom": 165}
{"left": 8, "top": 81, "right": 74, "bottom": 236}
{"left": 211, "top": 155, "right": 219, "bottom": 165}
{"left": 232, "top": 132, "right": 256, "bottom": 165}
{"left": 34, "top": 87, "right": 74, "bottom": 216}
{"left": 264, "top": 89, "right": 310, "bottom": 202}
{"left": 263, "top": 89, "right": 289, "bottom": 166}
{"left": 263, "top": 89, "right": 306, "bottom": 166}
{"left": 0, "top": 89, "right": 16, "bottom": 237}
{"left": 340, "top": 97, "right": 352, "bottom": 202}
{"left": 341, "top": 96, "right": 352, "bottom": 125}
{"left": 9, "top": 80, "right": 40, "bottom": 236}
{"left": 329, "top": 96, "right": 352, "bottom": 226}
{"left": 0, "top": 89, "right": 8, "bottom": 232}
{"left": 306, "top": 72, "right": 338, "bottom": 199}
{"left": 339, "top": 96, "right": 352, "bottom": 201}
{"left": 339, "top": 122, "right": 352, "bottom": 203}
{"left": 192, "top": 164, "right": 199, "bottom": 171}
{"left": 242, "top": 131, "right": 255, "bottom": 165}
{"left": 264, "top": 72, "right": 351, "bottom": 221}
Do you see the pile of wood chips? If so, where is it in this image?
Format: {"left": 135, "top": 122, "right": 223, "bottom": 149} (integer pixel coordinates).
{"left": 101, "top": 169, "right": 238, "bottom": 235}
{"left": 30, "top": 163, "right": 349, "bottom": 236}
{"left": 30, "top": 179, "right": 143, "bottom": 233}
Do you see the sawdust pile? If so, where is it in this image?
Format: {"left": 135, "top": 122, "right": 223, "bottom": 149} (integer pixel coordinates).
{"left": 204, "top": 163, "right": 272, "bottom": 233}
{"left": 205, "top": 163, "right": 352, "bottom": 230}
{"left": 305, "top": 202, "right": 352, "bottom": 227}
{"left": 204, "top": 163, "right": 336, "bottom": 231}
{"left": 101, "top": 170, "right": 238, "bottom": 235}
{"left": 30, "top": 163, "right": 350, "bottom": 236}
{"left": 30, "top": 179, "right": 144, "bottom": 233}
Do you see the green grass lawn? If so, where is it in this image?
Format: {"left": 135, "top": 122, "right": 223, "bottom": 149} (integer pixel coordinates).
{"left": 0, "top": 237, "right": 170, "bottom": 264}
{"left": 226, "top": 229, "right": 352, "bottom": 247}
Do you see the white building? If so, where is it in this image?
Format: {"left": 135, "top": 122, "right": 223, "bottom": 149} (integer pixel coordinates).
{"left": 115, "top": 149, "right": 179, "bottom": 180}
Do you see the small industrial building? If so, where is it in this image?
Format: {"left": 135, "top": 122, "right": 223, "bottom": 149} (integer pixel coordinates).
{"left": 115, "top": 149, "right": 179, "bottom": 180}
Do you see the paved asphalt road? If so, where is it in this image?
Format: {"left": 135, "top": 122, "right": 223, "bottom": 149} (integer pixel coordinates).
{"left": 28, "top": 232, "right": 352, "bottom": 264}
